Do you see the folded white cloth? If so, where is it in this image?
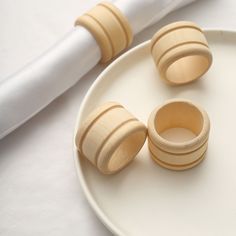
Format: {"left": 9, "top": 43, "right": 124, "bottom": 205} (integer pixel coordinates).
{"left": 0, "top": 0, "right": 195, "bottom": 139}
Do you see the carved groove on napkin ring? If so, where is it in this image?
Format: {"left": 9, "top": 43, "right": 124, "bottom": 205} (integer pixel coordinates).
{"left": 75, "top": 1, "right": 133, "bottom": 63}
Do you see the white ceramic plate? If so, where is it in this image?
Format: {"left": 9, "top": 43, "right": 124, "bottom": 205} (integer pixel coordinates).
{"left": 74, "top": 30, "right": 236, "bottom": 236}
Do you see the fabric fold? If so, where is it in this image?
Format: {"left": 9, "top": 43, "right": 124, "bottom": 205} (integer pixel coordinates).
{"left": 0, "top": 0, "right": 196, "bottom": 139}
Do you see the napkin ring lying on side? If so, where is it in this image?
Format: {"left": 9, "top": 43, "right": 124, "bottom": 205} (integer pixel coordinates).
{"left": 75, "top": 102, "right": 147, "bottom": 174}
{"left": 150, "top": 21, "right": 213, "bottom": 85}
{"left": 75, "top": 1, "right": 133, "bottom": 63}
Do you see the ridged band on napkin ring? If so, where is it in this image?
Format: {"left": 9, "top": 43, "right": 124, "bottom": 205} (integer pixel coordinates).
{"left": 148, "top": 99, "right": 210, "bottom": 170}
{"left": 75, "top": 102, "right": 147, "bottom": 174}
{"left": 150, "top": 21, "right": 212, "bottom": 85}
{"left": 75, "top": 2, "right": 133, "bottom": 63}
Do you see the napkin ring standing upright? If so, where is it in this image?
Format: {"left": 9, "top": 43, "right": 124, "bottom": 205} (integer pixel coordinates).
{"left": 148, "top": 99, "right": 210, "bottom": 170}
{"left": 75, "top": 1, "right": 133, "bottom": 63}
{"left": 150, "top": 21, "right": 212, "bottom": 85}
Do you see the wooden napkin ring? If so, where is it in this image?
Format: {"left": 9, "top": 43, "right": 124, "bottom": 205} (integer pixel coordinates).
{"left": 148, "top": 99, "right": 210, "bottom": 170}
{"left": 75, "top": 2, "right": 133, "bottom": 63}
{"left": 150, "top": 21, "right": 212, "bottom": 85}
{"left": 75, "top": 102, "right": 147, "bottom": 174}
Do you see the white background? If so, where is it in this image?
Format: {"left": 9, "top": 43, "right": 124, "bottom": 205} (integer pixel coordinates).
{"left": 0, "top": 0, "right": 236, "bottom": 235}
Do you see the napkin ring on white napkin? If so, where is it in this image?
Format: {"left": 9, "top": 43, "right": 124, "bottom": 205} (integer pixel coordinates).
{"left": 150, "top": 21, "right": 212, "bottom": 85}
{"left": 75, "top": 1, "right": 133, "bottom": 63}
{"left": 75, "top": 102, "right": 147, "bottom": 174}
{"left": 148, "top": 99, "right": 210, "bottom": 170}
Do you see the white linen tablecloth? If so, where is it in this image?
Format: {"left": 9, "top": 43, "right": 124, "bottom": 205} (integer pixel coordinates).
{"left": 1, "top": 0, "right": 236, "bottom": 235}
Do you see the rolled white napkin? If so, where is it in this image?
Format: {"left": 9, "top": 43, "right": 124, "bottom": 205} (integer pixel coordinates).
{"left": 0, "top": 0, "right": 195, "bottom": 139}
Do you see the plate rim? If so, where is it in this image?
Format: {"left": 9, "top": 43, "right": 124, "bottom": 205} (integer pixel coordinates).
{"left": 73, "top": 29, "right": 236, "bottom": 236}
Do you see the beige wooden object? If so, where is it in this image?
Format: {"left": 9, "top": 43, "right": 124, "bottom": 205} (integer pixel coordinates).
{"left": 75, "top": 102, "right": 147, "bottom": 174}
{"left": 148, "top": 99, "right": 210, "bottom": 170}
{"left": 150, "top": 21, "right": 212, "bottom": 85}
{"left": 75, "top": 2, "right": 133, "bottom": 63}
